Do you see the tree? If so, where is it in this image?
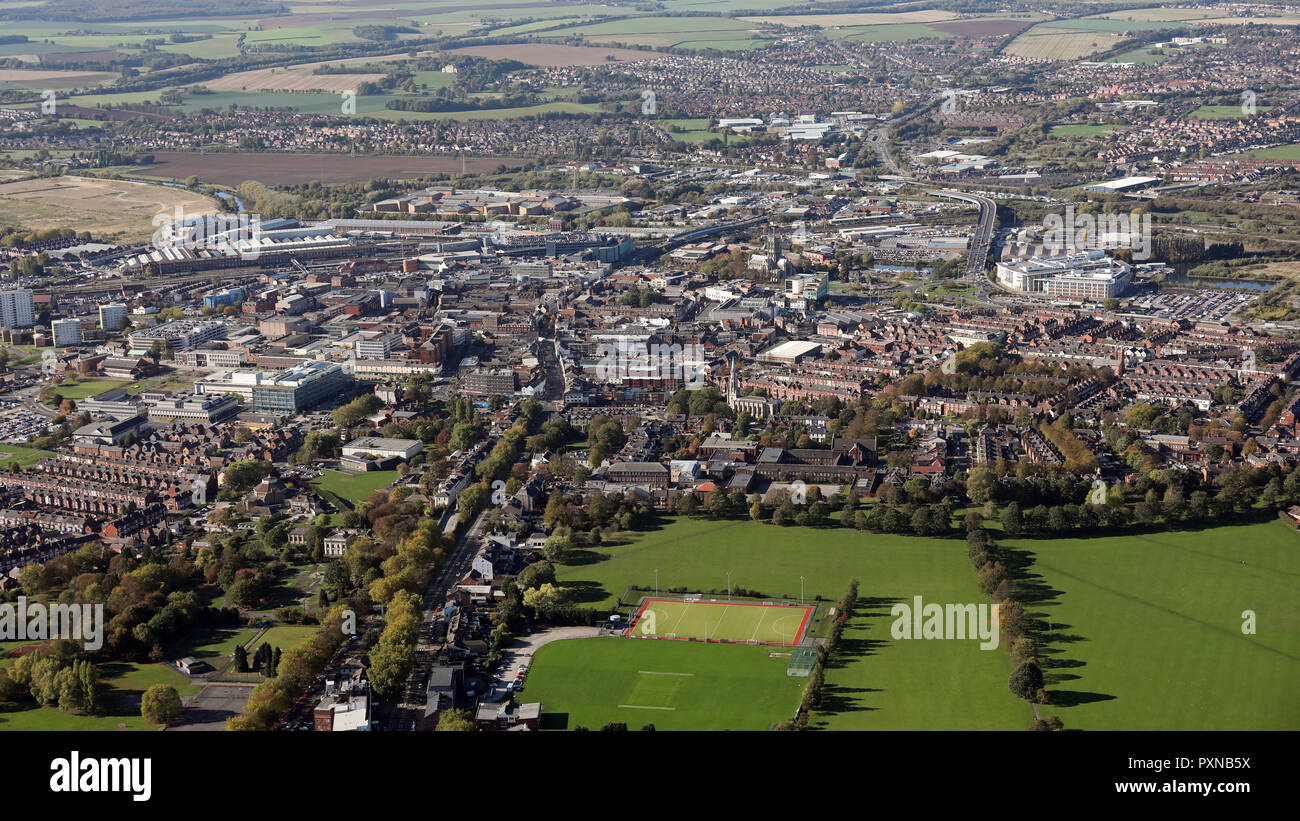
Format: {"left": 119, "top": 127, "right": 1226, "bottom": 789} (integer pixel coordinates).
{"left": 141, "top": 684, "right": 184, "bottom": 726}
{"left": 1008, "top": 661, "right": 1045, "bottom": 701}
{"left": 435, "top": 708, "right": 475, "bottom": 731}
{"left": 1000, "top": 502, "right": 1023, "bottom": 536}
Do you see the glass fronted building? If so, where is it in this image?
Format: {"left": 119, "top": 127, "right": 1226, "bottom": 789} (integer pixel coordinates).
{"left": 251, "top": 361, "right": 353, "bottom": 415}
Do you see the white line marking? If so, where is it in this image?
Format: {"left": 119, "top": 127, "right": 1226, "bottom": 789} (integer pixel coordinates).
{"left": 638, "top": 671, "right": 694, "bottom": 676}
{"left": 617, "top": 704, "right": 677, "bottom": 711}
{"left": 749, "top": 604, "right": 772, "bottom": 643}
{"left": 668, "top": 601, "right": 690, "bottom": 637}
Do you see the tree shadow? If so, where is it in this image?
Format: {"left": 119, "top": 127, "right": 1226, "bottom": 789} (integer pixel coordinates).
{"left": 998, "top": 543, "right": 1115, "bottom": 708}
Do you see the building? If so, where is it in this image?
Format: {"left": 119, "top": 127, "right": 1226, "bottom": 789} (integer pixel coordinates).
{"left": 99, "top": 303, "right": 128, "bottom": 331}
{"left": 474, "top": 700, "right": 542, "bottom": 731}
{"left": 355, "top": 333, "right": 398, "bottom": 360}
{"left": 462, "top": 368, "right": 517, "bottom": 396}
{"left": 129, "top": 319, "right": 227, "bottom": 353}
{"left": 341, "top": 437, "right": 423, "bottom": 461}
{"left": 0, "top": 288, "right": 34, "bottom": 329}
{"left": 50, "top": 318, "right": 83, "bottom": 346}
{"left": 251, "top": 361, "right": 353, "bottom": 415}
{"left": 147, "top": 392, "right": 241, "bottom": 424}
{"left": 995, "top": 250, "right": 1132, "bottom": 300}
{"left": 323, "top": 528, "right": 356, "bottom": 558}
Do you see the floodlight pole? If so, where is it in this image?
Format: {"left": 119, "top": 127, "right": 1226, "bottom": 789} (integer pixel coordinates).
{"left": 655, "top": 568, "right": 659, "bottom": 596}
{"left": 726, "top": 571, "right": 731, "bottom": 600}
{"left": 800, "top": 576, "right": 805, "bottom": 606}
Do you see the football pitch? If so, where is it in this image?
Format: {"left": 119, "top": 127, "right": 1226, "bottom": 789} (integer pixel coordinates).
{"left": 626, "top": 598, "right": 813, "bottom": 646}
{"left": 525, "top": 638, "right": 806, "bottom": 730}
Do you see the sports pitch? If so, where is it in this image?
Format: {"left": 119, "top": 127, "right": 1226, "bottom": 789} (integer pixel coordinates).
{"left": 627, "top": 598, "right": 813, "bottom": 646}
{"left": 524, "top": 637, "right": 806, "bottom": 730}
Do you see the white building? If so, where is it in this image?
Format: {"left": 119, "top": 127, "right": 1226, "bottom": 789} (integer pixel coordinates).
{"left": 51, "top": 318, "right": 82, "bottom": 346}
{"left": 0, "top": 288, "right": 34, "bottom": 329}
{"left": 996, "top": 250, "right": 1132, "bottom": 300}
{"left": 99, "top": 303, "right": 128, "bottom": 331}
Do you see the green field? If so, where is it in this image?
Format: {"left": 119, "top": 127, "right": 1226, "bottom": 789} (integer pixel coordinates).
{"left": 552, "top": 515, "right": 1300, "bottom": 730}
{"left": 48, "top": 379, "right": 136, "bottom": 401}
{"left": 1229, "top": 143, "right": 1300, "bottom": 160}
{"left": 311, "top": 469, "right": 398, "bottom": 504}
{"left": 0, "top": 444, "right": 57, "bottom": 468}
{"left": 524, "top": 637, "right": 805, "bottom": 730}
{"left": 1050, "top": 124, "right": 1121, "bottom": 137}
{"left": 627, "top": 598, "right": 813, "bottom": 645}
{"left": 1190, "top": 104, "right": 1272, "bottom": 120}
{"left": 999, "top": 519, "right": 1300, "bottom": 730}
{"left": 556, "top": 517, "right": 1028, "bottom": 729}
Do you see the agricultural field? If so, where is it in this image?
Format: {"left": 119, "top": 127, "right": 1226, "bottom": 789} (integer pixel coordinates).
{"left": 0, "top": 176, "right": 216, "bottom": 241}
{"left": 523, "top": 637, "right": 806, "bottom": 730}
{"left": 1003, "top": 27, "right": 1125, "bottom": 60}
{"left": 448, "top": 43, "right": 660, "bottom": 67}
{"left": 0, "top": 68, "right": 117, "bottom": 91}
{"left": 737, "top": 11, "right": 958, "bottom": 27}
{"left": 200, "top": 67, "right": 387, "bottom": 93}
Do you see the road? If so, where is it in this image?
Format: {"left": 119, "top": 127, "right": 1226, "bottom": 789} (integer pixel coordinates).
{"left": 385, "top": 502, "right": 489, "bottom": 731}
{"left": 926, "top": 188, "right": 998, "bottom": 288}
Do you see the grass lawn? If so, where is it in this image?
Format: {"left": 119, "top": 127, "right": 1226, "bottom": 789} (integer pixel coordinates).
{"left": 246, "top": 624, "right": 318, "bottom": 655}
{"left": 0, "top": 659, "right": 198, "bottom": 731}
{"left": 1050, "top": 124, "right": 1120, "bottom": 137}
{"left": 0, "top": 444, "right": 57, "bottom": 468}
{"left": 47, "top": 379, "right": 135, "bottom": 401}
{"left": 311, "top": 469, "right": 398, "bottom": 504}
{"left": 999, "top": 519, "right": 1300, "bottom": 730}
{"left": 524, "top": 637, "right": 806, "bottom": 730}
{"left": 1190, "top": 104, "right": 1272, "bottom": 120}
{"left": 555, "top": 516, "right": 1029, "bottom": 729}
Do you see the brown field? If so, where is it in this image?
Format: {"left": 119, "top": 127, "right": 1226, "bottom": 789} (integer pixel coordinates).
{"left": 738, "top": 10, "right": 956, "bottom": 27}
{"left": 448, "top": 43, "right": 659, "bottom": 67}
{"left": 1004, "top": 30, "right": 1122, "bottom": 60}
{"left": 0, "top": 69, "right": 117, "bottom": 91}
{"left": 932, "top": 19, "right": 1031, "bottom": 38}
{"left": 0, "top": 176, "right": 217, "bottom": 241}
{"left": 201, "top": 68, "right": 387, "bottom": 93}
{"left": 130, "top": 151, "right": 528, "bottom": 186}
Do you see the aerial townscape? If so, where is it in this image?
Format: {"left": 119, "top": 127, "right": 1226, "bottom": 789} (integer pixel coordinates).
{"left": 0, "top": 0, "right": 1296, "bottom": 752}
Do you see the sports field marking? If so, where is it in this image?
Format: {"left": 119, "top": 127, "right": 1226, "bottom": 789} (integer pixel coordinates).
{"left": 748, "top": 605, "right": 771, "bottom": 643}
{"left": 707, "top": 604, "right": 729, "bottom": 640}
{"left": 668, "top": 603, "right": 689, "bottom": 637}
{"left": 617, "top": 704, "right": 677, "bottom": 710}
{"left": 638, "top": 671, "right": 694, "bottom": 676}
